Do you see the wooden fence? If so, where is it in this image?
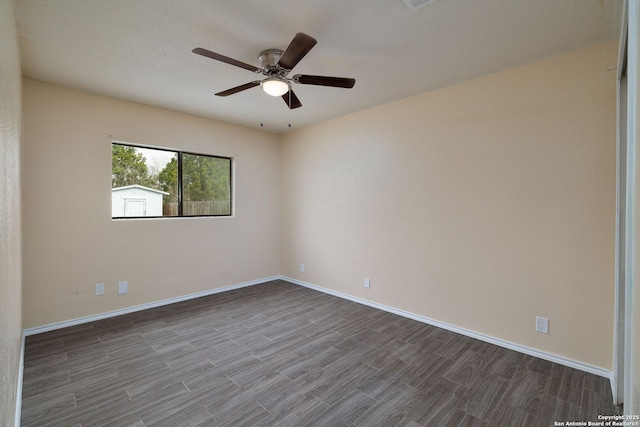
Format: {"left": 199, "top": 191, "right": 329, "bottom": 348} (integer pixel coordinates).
{"left": 163, "top": 200, "right": 231, "bottom": 216}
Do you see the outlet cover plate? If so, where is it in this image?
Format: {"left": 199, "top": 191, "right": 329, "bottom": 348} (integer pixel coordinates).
{"left": 95, "top": 283, "right": 105, "bottom": 296}
{"left": 536, "top": 316, "right": 549, "bottom": 334}
{"left": 118, "top": 281, "right": 128, "bottom": 295}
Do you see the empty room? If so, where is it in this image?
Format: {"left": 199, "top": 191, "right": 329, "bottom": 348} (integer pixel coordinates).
{"left": 2, "top": 0, "right": 640, "bottom": 426}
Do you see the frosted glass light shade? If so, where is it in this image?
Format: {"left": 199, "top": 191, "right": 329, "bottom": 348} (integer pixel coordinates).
{"left": 262, "top": 78, "right": 289, "bottom": 96}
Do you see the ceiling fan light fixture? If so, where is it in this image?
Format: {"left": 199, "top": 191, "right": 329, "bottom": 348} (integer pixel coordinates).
{"left": 262, "top": 78, "right": 290, "bottom": 96}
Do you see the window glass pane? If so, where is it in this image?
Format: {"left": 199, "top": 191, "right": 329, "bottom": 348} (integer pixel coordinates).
{"left": 111, "top": 144, "right": 178, "bottom": 217}
{"left": 182, "top": 153, "right": 231, "bottom": 216}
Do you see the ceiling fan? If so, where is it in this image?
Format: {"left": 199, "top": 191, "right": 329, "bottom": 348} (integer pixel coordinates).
{"left": 193, "top": 32, "right": 356, "bottom": 109}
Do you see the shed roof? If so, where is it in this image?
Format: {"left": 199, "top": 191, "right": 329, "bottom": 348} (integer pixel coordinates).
{"left": 111, "top": 184, "right": 169, "bottom": 195}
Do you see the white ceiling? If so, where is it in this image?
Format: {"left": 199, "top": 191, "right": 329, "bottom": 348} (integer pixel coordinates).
{"left": 15, "top": 0, "right": 623, "bottom": 134}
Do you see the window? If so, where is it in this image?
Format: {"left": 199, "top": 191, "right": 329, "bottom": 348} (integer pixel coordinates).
{"left": 112, "top": 142, "right": 232, "bottom": 218}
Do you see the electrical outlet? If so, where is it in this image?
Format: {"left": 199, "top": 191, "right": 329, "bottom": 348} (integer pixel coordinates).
{"left": 118, "top": 281, "right": 128, "bottom": 295}
{"left": 364, "top": 278, "right": 370, "bottom": 289}
{"left": 95, "top": 283, "right": 105, "bottom": 296}
{"left": 536, "top": 316, "right": 549, "bottom": 334}
{"left": 300, "top": 264, "right": 305, "bottom": 273}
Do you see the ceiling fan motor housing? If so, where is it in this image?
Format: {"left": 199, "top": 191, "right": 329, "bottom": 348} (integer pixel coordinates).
{"left": 259, "top": 49, "right": 285, "bottom": 73}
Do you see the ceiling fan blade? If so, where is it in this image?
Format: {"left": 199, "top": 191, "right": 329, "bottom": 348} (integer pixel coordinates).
{"left": 215, "top": 81, "right": 261, "bottom": 97}
{"left": 193, "top": 47, "right": 261, "bottom": 73}
{"left": 277, "top": 33, "right": 317, "bottom": 70}
{"left": 282, "top": 90, "right": 302, "bottom": 109}
{"left": 293, "top": 74, "right": 356, "bottom": 88}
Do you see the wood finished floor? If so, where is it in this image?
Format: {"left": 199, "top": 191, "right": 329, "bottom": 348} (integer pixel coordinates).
{"left": 21, "top": 280, "right": 620, "bottom": 427}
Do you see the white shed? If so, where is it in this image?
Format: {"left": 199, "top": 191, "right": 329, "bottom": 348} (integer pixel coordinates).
{"left": 112, "top": 184, "right": 169, "bottom": 217}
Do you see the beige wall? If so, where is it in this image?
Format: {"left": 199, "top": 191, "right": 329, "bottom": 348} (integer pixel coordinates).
{"left": 0, "top": 0, "right": 23, "bottom": 424}
{"left": 22, "top": 80, "right": 281, "bottom": 328}
{"left": 281, "top": 41, "right": 618, "bottom": 369}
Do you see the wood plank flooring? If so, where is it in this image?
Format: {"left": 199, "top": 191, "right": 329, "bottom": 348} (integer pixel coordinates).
{"left": 21, "top": 280, "right": 621, "bottom": 426}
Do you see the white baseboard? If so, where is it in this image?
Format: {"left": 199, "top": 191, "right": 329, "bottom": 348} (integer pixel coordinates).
{"left": 23, "top": 276, "right": 279, "bottom": 336}
{"left": 279, "top": 275, "right": 613, "bottom": 382}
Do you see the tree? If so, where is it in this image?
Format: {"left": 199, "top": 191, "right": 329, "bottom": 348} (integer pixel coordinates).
{"left": 157, "top": 157, "right": 178, "bottom": 202}
{"left": 182, "top": 154, "right": 230, "bottom": 202}
{"left": 112, "top": 145, "right": 154, "bottom": 188}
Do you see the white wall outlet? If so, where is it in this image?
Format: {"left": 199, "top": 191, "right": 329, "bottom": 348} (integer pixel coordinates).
{"left": 118, "top": 281, "right": 128, "bottom": 295}
{"left": 364, "top": 278, "right": 370, "bottom": 289}
{"left": 300, "top": 264, "right": 305, "bottom": 273}
{"left": 95, "top": 283, "right": 105, "bottom": 296}
{"left": 536, "top": 316, "right": 549, "bottom": 334}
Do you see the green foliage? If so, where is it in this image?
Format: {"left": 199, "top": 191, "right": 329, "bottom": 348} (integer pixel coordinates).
{"left": 112, "top": 144, "right": 231, "bottom": 209}
{"left": 182, "top": 154, "right": 230, "bottom": 202}
{"left": 111, "top": 144, "right": 151, "bottom": 188}
{"left": 157, "top": 157, "right": 178, "bottom": 202}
